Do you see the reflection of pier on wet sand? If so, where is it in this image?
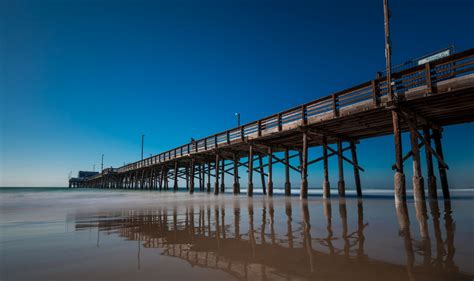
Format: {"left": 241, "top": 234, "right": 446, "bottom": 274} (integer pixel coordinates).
{"left": 73, "top": 197, "right": 470, "bottom": 281}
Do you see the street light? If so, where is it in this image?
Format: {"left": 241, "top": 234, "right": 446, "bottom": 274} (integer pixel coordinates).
{"left": 101, "top": 154, "right": 104, "bottom": 172}
{"left": 235, "top": 112, "right": 240, "bottom": 127}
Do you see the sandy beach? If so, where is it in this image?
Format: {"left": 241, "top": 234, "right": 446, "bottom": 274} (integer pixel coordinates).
{"left": 1, "top": 188, "right": 473, "bottom": 281}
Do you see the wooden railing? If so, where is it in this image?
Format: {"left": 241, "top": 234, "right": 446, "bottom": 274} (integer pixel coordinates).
{"left": 116, "top": 49, "right": 474, "bottom": 173}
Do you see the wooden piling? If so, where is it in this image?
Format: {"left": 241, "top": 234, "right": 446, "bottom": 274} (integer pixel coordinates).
{"left": 159, "top": 166, "right": 163, "bottom": 190}
{"left": 337, "top": 140, "right": 345, "bottom": 197}
{"left": 164, "top": 167, "right": 169, "bottom": 190}
{"left": 201, "top": 163, "right": 205, "bottom": 191}
{"left": 185, "top": 166, "right": 189, "bottom": 190}
{"left": 350, "top": 141, "right": 362, "bottom": 197}
{"left": 248, "top": 144, "right": 254, "bottom": 197}
{"left": 392, "top": 111, "right": 406, "bottom": 202}
{"left": 258, "top": 155, "right": 266, "bottom": 195}
{"left": 423, "top": 127, "right": 437, "bottom": 200}
{"left": 267, "top": 147, "right": 273, "bottom": 196}
{"left": 173, "top": 161, "right": 178, "bottom": 191}
{"left": 149, "top": 168, "right": 154, "bottom": 190}
{"left": 284, "top": 148, "right": 291, "bottom": 196}
{"left": 189, "top": 159, "right": 195, "bottom": 194}
{"left": 220, "top": 158, "right": 225, "bottom": 193}
{"left": 198, "top": 163, "right": 202, "bottom": 191}
{"left": 432, "top": 128, "right": 450, "bottom": 199}
{"left": 214, "top": 154, "right": 220, "bottom": 195}
{"left": 206, "top": 162, "right": 211, "bottom": 193}
{"left": 233, "top": 153, "right": 240, "bottom": 194}
{"left": 322, "top": 136, "right": 330, "bottom": 198}
{"left": 300, "top": 132, "right": 308, "bottom": 199}
{"left": 410, "top": 124, "right": 425, "bottom": 201}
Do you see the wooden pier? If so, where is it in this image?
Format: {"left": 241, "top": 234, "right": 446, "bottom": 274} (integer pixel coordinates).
{"left": 71, "top": 48, "right": 474, "bottom": 201}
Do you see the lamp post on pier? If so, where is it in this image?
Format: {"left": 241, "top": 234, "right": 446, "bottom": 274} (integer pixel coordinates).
{"left": 235, "top": 113, "right": 240, "bottom": 127}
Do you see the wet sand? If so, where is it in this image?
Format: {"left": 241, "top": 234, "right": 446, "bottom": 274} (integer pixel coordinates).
{"left": 1, "top": 188, "right": 473, "bottom": 281}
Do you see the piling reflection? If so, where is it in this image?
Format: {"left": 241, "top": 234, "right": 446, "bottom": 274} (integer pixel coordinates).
{"left": 73, "top": 197, "right": 469, "bottom": 281}
{"left": 395, "top": 198, "right": 461, "bottom": 281}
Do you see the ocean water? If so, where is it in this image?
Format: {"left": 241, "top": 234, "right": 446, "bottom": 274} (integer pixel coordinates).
{"left": 1, "top": 187, "right": 473, "bottom": 281}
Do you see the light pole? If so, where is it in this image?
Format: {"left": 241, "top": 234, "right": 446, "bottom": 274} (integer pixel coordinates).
{"left": 141, "top": 134, "right": 145, "bottom": 160}
{"left": 101, "top": 154, "right": 104, "bottom": 172}
{"left": 235, "top": 112, "right": 240, "bottom": 127}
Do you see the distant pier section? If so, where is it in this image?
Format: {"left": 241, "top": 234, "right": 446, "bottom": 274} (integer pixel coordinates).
{"left": 70, "top": 48, "right": 474, "bottom": 201}
{"left": 69, "top": 171, "right": 99, "bottom": 188}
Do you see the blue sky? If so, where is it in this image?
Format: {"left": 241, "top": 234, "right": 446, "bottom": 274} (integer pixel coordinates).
{"left": 1, "top": 0, "right": 473, "bottom": 188}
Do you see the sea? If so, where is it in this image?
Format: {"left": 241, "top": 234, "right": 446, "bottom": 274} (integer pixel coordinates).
{"left": 1, "top": 187, "right": 473, "bottom": 281}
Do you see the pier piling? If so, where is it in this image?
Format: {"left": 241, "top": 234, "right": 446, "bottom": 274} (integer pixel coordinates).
{"left": 233, "top": 153, "right": 240, "bottom": 194}
{"left": 300, "top": 132, "right": 309, "bottom": 199}
{"left": 423, "top": 127, "right": 437, "bottom": 200}
{"left": 248, "top": 144, "right": 254, "bottom": 197}
{"left": 409, "top": 122, "right": 425, "bottom": 202}
{"left": 206, "top": 162, "right": 211, "bottom": 193}
{"left": 214, "top": 154, "right": 220, "bottom": 195}
{"left": 267, "top": 147, "right": 273, "bottom": 196}
{"left": 258, "top": 155, "right": 266, "bottom": 195}
{"left": 351, "top": 141, "right": 362, "bottom": 197}
{"left": 337, "top": 140, "right": 345, "bottom": 197}
{"left": 393, "top": 111, "right": 406, "bottom": 202}
{"left": 433, "top": 128, "right": 450, "bottom": 199}
{"left": 322, "top": 136, "right": 330, "bottom": 198}
{"left": 220, "top": 159, "right": 225, "bottom": 193}
{"left": 189, "top": 159, "right": 195, "bottom": 194}
{"left": 173, "top": 161, "right": 178, "bottom": 192}
{"left": 284, "top": 148, "right": 291, "bottom": 196}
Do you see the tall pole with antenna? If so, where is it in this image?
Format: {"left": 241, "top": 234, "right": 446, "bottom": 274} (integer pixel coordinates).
{"left": 384, "top": 0, "right": 406, "bottom": 201}
{"left": 383, "top": 0, "right": 393, "bottom": 101}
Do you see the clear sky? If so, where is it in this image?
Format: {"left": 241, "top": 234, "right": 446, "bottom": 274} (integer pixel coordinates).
{"left": 1, "top": 0, "right": 473, "bottom": 188}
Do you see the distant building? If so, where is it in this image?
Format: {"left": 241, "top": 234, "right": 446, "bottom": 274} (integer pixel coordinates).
{"left": 69, "top": 171, "right": 100, "bottom": 188}
{"left": 78, "top": 171, "right": 99, "bottom": 178}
